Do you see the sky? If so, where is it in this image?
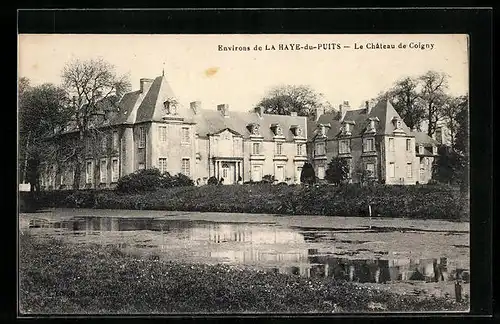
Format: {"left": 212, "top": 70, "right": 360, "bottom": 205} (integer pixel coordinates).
{"left": 18, "top": 34, "right": 468, "bottom": 112}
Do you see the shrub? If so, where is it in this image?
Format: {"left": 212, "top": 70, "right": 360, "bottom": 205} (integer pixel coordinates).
{"left": 300, "top": 162, "right": 316, "bottom": 185}
{"left": 116, "top": 169, "right": 194, "bottom": 193}
{"left": 63, "top": 190, "right": 96, "bottom": 208}
{"left": 262, "top": 174, "right": 275, "bottom": 183}
{"left": 116, "top": 168, "right": 164, "bottom": 193}
{"left": 325, "top": 157, "right": 350, "bottom": 185}
{"left": 170, "top": 173, "right": 194, "bottom": 187}
{"left": 207, "top": 176, "right": 219, "bottom": 185}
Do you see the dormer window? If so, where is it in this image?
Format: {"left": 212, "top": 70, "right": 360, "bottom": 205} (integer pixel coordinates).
{"left": 432, "top": 145, "right": 438, "bottom": 155}
{"left": 418, "top": 145, "right": 424, "bottom": 155}
{"left": 392, "top": 117, "right": 402, "bottom": 129}
{"left": 365, "top": 117, "right": 379, "bottom": 133}
{"left": 290, "top": 125, "right": 303, "bottom": 137}
{"left": 248, "top": 123, "right": 260, "bottom": 136}
{"left": 271, "top": 124, "right": 283, "bottom": 136}
{"left": 341, "top": 121, "right": 354, "bottom": 136}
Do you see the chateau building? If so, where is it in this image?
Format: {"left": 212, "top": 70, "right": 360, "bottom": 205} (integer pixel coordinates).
{"left": 39, "top": 74, "right": 438, "bottom": 189}
{"left": 307, "top": 100, "right": 438, "bottom": 185}
{"left": 40, "top": 74, "right": 308, "bottom": 189}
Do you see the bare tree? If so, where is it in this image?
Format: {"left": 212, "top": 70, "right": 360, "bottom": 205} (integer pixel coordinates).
{"left": 419, "top": 71, "right": 449, "bottom": 137}
{"left": 61, "top": 58, "right": 131, "bottom": 189}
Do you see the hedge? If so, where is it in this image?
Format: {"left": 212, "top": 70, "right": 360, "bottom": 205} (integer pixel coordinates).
{"left": 29, "top": 183, "right": 469, "bottom": 221}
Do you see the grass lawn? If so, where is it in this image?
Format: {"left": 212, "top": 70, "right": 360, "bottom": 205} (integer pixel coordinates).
{"left": 18, "top": 233, "right": 469, "bottom": 314}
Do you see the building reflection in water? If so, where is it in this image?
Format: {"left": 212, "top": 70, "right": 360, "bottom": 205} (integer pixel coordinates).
{"left": 36, "top": 216, "right": 464, "bottom": 283}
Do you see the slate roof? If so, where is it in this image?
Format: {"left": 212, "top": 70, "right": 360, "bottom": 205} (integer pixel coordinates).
{"left": 411, "top": 131, "right": 439, "bottom": 146}
{"left": 193, "top": 109, "right": 307, "bottom": 141}
{"left": 309, "top": 99, "right": 414, "bottom": 140}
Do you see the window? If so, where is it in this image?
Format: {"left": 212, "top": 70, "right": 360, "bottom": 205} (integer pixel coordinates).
{"left": 317, "top": 165, "right": 325, "bottom": 179}
{"left": 112, "top": 158, "right": 119, "bottom": 182}
{"left": 252, "top": 142, "right": 261, "bottom": 155}
{"left": 158, "top": 158, "right": 167, "bottom": 174}
{"left": 388, "top": 138, "right": 395, "bottom": 152}
{"left": 138, "top": 163, "right": 145, "bottom": 170}
{"left": 86, "top": 160, "right": 93, "bottom": 184}
{"left": 101, "top": 135, "right": 107, "bottom": 151}
{"left": 366, "top": 163, "right": 375, "bottom": 173}
{"left": 138, "top": 127, "right": 146, "bottom": 148}
{"left": 100, "top": 159, "right": 108, "bottom": 183}
{"left": 389, "top": 162, "right": 395, "bottom": 178}
{"left": 432, "top": 146, "right": 438, "bottom": 155}
{"left": 276, "top": 142, "right": 283, "bottom": 155}
{"left": 343, "top": 123, "right": 350, "bottom": 134}
{"left": 296, "top": 143, "right": 305, "bottom": 156}
{"left": 222, "top": 164, "right": 229, "bottom": 178}
{"left": 363, "top": 138, "right": 375, "bottom": 152}
{"left": 159, "top": 126, "right": 167, "bottom": 142}
{"left": 252, "top": 165, "right": 262, "bottom": 182}
{"left": 296, "top": 166, "right": 303, "bottom": 182}
{"left": 406, "top": 163, "right": 413, "bottom": 178}
{"left": 418, "top": 145, "right": 424, "bottom": 154}
{"left": 164, "top": 101, "right": 171, "bottom": 114}
{"left": 86, "top": 137, "right": 92, "bottom": 153}
{"left": 181, "top": 127, "right": 190, "bottom": 143}
{"left": 316, "top": 142, "right": 325, "bottom": 155}
{"left": 112, "top": 131, "right": 119, "bottom": 150}
{"left": 276, "top": 165, "right": 285, "bottom": 181}
{"left": 339, "top": 140, "right": 351, "bottom": 154}
{"left": 181, "top": 158, "right": 190, "bottom": 176}
{"left": 406, "top": 139, "right": 412, "bottom": 152}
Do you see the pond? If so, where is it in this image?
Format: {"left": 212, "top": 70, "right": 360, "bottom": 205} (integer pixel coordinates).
{"left": 19, "top": 209, "right": 470, "bottom": 285}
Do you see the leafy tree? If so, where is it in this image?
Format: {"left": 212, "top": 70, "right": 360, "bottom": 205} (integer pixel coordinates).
{"left": 452, "top": 97, "right": 469, "bottom": 192}
{"left": 386, "top": 77, "right": 426, "bottom": 131}
{"left": 364, "top": 71, "right": 452, "bottom": 136}
{"left": 432, "top": 145, "right": 466, "bottom": 186}
{"left": 325, "top": 157, "right": 350, "bottom": 185}
{"left": 300, "top": 162, "right": 316, "bottom": 185}
{"left": 60, "top": 58, "right": 131, "bottom": 189}
{"left": 256, "top": 85, "right": 333, "bottom": 117}
{"left": 419, "top": 71, "right": 449, "bottom": 137}
{"left": 445, "top": 95, "right": 468, "bottom": 154}
{"left": 18, "top": 78, "right": 72, "bottom": 192}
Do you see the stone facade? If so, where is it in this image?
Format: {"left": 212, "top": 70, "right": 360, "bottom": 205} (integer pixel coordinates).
{"left": 40, "top": 75, "right": 438, "bottom": 189}
{"left": 307, "top": 100, "right": 439, "bottom": 185}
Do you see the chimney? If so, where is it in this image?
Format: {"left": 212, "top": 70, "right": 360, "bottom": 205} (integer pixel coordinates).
{"left": 366, "top": 100, "right": 372, "bottom": 114}
{"left": 140, "top": 78, "right": 154, "bottom": 94}
{"left": 217, "top": 104, "right": 230, "bottom": 117}
{"left": 255, "top": 106, "right": 265, "bottom": 118}
{"left": 314, "top": 107, "right": 325, "bottom": 121}
{"left": 290, "top": 112, "right": 297, "bottom": 117}
{"left": 190, "top": 101, "right": 201, "bottom": 115}
{"left": 338, "top": 103, "right": 347, "bottom": 121}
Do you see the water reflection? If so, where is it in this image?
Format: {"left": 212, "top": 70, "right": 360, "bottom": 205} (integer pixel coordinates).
{"left": 28, "top": 216, "right": 469, "bottom": 283}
